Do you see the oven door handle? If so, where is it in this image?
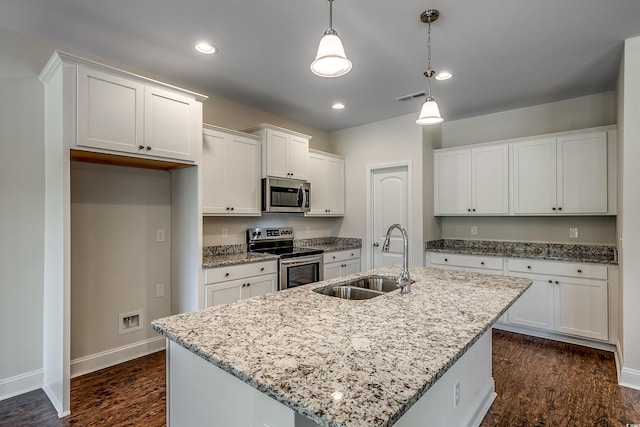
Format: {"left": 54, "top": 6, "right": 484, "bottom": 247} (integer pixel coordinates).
{"left": 280, "top": 255, "right": 323, "bottom": 268}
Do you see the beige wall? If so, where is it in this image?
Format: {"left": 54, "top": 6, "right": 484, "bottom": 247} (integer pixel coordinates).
{"left": 438, "top": 92, "right": 617, "bottom": 244}
{"left": 70, "top": 162, "right": 172, "bottom": 360}
{"left": 331, "top": 113, "right": 424, "bottom": 267}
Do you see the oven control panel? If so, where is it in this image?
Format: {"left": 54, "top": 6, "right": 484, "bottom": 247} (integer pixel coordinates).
{"left": 247, "top": 227, "right": 294, "bottom": 242}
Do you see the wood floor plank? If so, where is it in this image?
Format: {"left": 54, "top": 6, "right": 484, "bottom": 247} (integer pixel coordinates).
{"left": 1, "top": 331, "right": 639, "bottom": 426}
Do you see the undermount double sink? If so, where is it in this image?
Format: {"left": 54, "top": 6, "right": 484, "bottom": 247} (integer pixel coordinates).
{"left": 313, "top": 276, "right": 405, "bottom": 300}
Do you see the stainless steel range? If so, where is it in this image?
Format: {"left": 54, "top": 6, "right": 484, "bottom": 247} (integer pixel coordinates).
{"left": 247, "top": 227, "right": 323, "bottom": 290}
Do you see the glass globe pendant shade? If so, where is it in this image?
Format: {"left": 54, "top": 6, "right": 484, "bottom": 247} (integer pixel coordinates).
{"left": 416, "top": 97, "right": 444, "bottom": 125}
{"left": 310, "top": 30, "right": 352, "bottom": 78}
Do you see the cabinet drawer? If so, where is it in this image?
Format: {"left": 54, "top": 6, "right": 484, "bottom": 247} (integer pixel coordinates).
{"left": 429, "top": 253, "right": 503, "bottom": 271}
{"left": 507, "top": 259, "right": 607, "bottom": 280}
{"left": 324, "top": 249, "right": 361, "bottom": 264}
{"left": 204, "top": 261, "right": 277, "bottom": 285}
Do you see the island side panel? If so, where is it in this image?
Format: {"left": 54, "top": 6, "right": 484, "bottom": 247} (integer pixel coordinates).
{"left": 393, "top": 331, "right": 495, "bottom": 427}
{"left": 167, "top": 340, "right": 296, "bottom": 427}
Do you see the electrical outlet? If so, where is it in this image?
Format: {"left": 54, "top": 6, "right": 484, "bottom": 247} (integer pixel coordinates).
{"left": 305, "top": 225, "right": 311, "bottom": 234}
{"left": 156, "top": 284, "right": 164, "bottom": 298}
{"left": 570, "top": 228, "right": 579, "bottom": 239}
{"left": 470, "top": 226, "right": 478, "bottom": 235}
{"left": 454, "top": 382, "right": 460, "bottom": 407}
{"left": 221, "top": 228, "right": 228, "bottom": 238}
{"left": 156, "top": 229, "right": 165, "bottom": 242}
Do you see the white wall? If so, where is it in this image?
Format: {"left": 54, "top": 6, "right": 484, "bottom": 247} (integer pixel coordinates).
{"left": 438, "top": 92, "right": 617, "bottom": 244}
{"left": 331, "top": 113, "right": 424, "bottom": 267}
{"left": 0, "top": 77, "right": 45, "bottom": 394}
{"left": 70, "top": 162, "right": 171, "bottom": 360}
{"left": 618, "top": 36, "right": 640, "bottom": 389}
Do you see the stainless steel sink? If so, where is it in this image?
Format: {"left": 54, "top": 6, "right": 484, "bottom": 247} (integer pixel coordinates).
{"left": 312, "top": 275, "right": 405, "bottom": 300}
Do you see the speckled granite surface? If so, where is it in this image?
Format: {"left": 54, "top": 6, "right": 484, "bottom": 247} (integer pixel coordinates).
{"left": 203, "top": 238, "right": 362, "bottom": 268}
{"left": 426, "top": 239, "right": 617, "bottom": 265}
{"left": 152, "top": 266, "right": 531, "bottom": 427}
{"left": 296, "top": 237, "right": 362, "bottom": 253}
{"left": 202, "top": 251, "right": 279, "bottom": 268}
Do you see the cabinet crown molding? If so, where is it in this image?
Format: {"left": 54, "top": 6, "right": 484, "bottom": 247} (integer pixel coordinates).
{"left": 243, "top": 123, "right": 312, "bottom": 140}
{"left": 39, "top": 51, "right": 208, "bottom": 102}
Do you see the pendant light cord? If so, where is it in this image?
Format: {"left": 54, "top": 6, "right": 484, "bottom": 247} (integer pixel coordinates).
{"left": 426, "top": 16, "right": 433, "bottom": 98}
{"left": 329, "top": 0, "right": 334, "bottom": 30}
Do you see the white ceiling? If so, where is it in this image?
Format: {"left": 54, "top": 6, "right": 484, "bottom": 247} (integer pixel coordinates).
{"left": 2, "top": 0, "right": 640, "bottom": 131}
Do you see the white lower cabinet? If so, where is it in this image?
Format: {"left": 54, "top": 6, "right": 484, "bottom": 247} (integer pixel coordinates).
{"left": 427, "top": 252, "right": 504, "bottom": 275}
{"left": 506, "top": 259, "right": 610, "bottom": 342}
{"left": 204, "top": 261, "right": 277, "bottom": 307}
{"left": 426, "top": 252, "right": 613, "bottom": 344}
{"left": 323, "top": 249, "right": 361, "bottom": 280}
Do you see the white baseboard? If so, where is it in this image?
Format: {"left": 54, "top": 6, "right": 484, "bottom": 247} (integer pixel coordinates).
{"left": 42, "top": 382, "right": 70, "bottom": 418}
{"left": 619, "top": 366, "right": 640, "bottom": 391}
{"left": 0, "top": 369, "right": 43, "bottom": 402}
{"left": 71, "top": 336, "right": 165, "bottom": 378}
{"left": 492, "top": 324, "right": 616, "bottom": 352}
{"left": 466, "top": 378, "right": 497, "bottom": 427}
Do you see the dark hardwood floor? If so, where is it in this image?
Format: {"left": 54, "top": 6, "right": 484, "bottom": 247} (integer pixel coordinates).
{"left": 1, "top": 330, "right": 639, "bottom": 426}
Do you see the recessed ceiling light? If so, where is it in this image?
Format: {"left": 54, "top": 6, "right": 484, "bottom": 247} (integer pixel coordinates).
{"left": 435, "top": 71, "right": 453, "bottom": 80}
{"left": 194, "top": 42, "right": 217, "bottom": 55}
{"left": 332, "top": 102, "right": 346, "bottom": 110}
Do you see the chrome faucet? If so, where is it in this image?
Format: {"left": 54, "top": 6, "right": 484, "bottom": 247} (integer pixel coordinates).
{"left": 381, "top": 224, "right": 411, "bottom": 294}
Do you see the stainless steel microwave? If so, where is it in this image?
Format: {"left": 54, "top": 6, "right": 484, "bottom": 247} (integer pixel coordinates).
{"left": 262, "top": 177, "right": 310, "bottom": 213}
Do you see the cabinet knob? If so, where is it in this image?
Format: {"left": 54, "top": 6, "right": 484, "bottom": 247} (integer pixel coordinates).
{"left": 260, "top": 267, "right": 265, "bottom": 271}
{"left": 225, "top": 273, "right": 230, "bottom": 277}
{"left": 146, "top": 146, "right": 152, "bottom": 151}
{"left": 548, "top": 280, "right": 553, "bottom": 283}
{"left": 558, "top": 207, "right": 562, "bottom": 211}
{"left": 246, "top": 283, "right": 251, "bottom": 287}
{"left": 467, "top": 208, "right": 471, "bottom": 212}
{"left": 351, "top": 253, "right": 354, "bottom": 256}
{"left": 472, "top": 209, "right": 476, "bottom": 212}
{"left": 444, "top": 258, "right": 448, "bottom": 262}
{"left": 138, "top": 145, "right": 145, "bottom": 150}
{"left": 480, "top": 261, "right": 485, "bottom": 265}
{"left": 373, "top": 242, "right": 379, "bottom": 247}
{"left": 577, "top": 269, "right": 582, "bottom": 273}
{"left": 230, "top": 207, "right": 234, "bottom": 211}
{"left": 332, "top": 256, "right": 336, "bottom": 259}
{"left": 226, "top": 207, "right": 230, "bottom": 211}
{"left": 555, "top": 281, "right": 559, "bottom": 284}
{"left": 552, "top": 207, "right": 556, "bottom": 211}
{"left": 527, "top": 265, "right": 531, "bottom": 269}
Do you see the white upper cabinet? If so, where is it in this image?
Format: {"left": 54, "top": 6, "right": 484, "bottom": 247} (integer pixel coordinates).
{"left": 511, "top": 131, "right": 610, "bottom": 215}
{"left": 246, "top": 124, "right": 311, "bottom": 180}
{"left": 307, "top": 150, "right": 345, "bottom": 216}
{"left": 434, "top": 143, "right": 508, "bottom": 215}
{"left": 202, "top": 125, "right": 261, "bottom": 216}
{"left": 143, "top": 86, "right": 198, "bottom": 161}
{"left": 68, "top": 54, "right": 206, "bottom": 164}
{"left": 77, "top": 66, "right": 144, "bottom": 154}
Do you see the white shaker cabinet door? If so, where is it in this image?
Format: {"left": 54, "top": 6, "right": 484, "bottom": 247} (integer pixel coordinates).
{"left": 229, "top": 135, "right": 261, "bottom": 214}
{"left": 202, "top": 130, "right": 231, "bottom": 214}
{"left": 264, "top": 129, "right": 289, "bottom": 178}
{"left": 511, "top": 138, "right": 557, "bottom": 214}
{"left": 507, "top": 273, "right": 555, "bottom": 331}
{"left": 326, "top": 156, "right": 345, "bottom": 215}
{"left": 77, "top": 66, "right": 144, "bottom": 154}
{"left": 557, "top": 132, "right": 608, "bottom": 214}
{"left": 435, "top": 149, "right": 471, "bottom": 214}
{"left": 307, "top": 153, "right": 328, "bottom": 215}
{"left": 288, "top": 135, "right": 309, "bottom": 180}
{"left": 244, "top": 275, "right": 277, "bottom": 299}
{"left": 144, "top": 86, "right": 196, "bottom": 161}
{"left": 472, "top": 144, "right": 509, "bottom": 214}
{"left": 554, "top": 276, "right": 608, "bottom": 341}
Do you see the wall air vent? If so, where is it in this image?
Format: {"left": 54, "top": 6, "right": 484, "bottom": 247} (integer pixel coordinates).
{"left": 396, "top": 91, "right": 426, "bottom": 102}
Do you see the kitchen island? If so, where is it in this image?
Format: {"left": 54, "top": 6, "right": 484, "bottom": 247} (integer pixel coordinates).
{"left": 152, "top": 266, "right": 531, "bottom": 427}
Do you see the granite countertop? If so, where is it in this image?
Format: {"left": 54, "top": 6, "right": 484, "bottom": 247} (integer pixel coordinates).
{"left": 152, "top": 266, "right": 531, "bottom": 427}
{"left": 426, "top": 239, "right": 618, "bottom": 265}
{"left": 202, "top": 251, "right": 279, "bottom": 269}
{"left": 203, "top": 237, "right": 362, "bottom": 268}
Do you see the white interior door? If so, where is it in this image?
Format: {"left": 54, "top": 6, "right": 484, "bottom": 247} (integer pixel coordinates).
{"left": 371, "top": 166, "right": 409, "bottom": 269}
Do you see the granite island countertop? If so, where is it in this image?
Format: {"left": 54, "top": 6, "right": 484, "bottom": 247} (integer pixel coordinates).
{"left": 426, "top": 239, "right": 617, "bottom": 265}
{"left": 152, "top": 266, "right": 531, "bottom": 427}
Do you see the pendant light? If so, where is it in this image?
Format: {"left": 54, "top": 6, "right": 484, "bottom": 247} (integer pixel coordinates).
{"left": 311, "top": 0, "right": 352, "bottom": 78}
{"left": 416, "top": 9, "right": 444, "bottom": 125}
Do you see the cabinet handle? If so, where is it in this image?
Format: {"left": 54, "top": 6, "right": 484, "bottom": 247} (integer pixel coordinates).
{"left": 138, "top": 145, "right": 145, "bottom": 150}
{"left": 146, "top": 146, "right": 152, "bottom": 151}
{"left": 577, "top": 269, "right": 582, "bottom": 273}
